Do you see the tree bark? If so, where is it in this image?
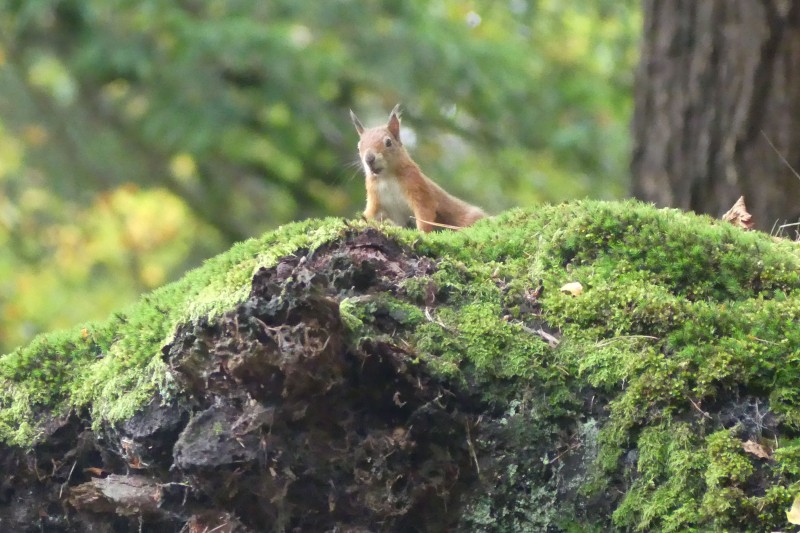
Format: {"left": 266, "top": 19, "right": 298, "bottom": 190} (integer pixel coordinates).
{"left": 632, "top": 0, "right": 800, "bottom": 230}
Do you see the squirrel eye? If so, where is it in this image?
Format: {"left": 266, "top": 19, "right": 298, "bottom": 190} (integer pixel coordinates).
{"left": 384, "top": 137, "right": 393, "bottom": 147}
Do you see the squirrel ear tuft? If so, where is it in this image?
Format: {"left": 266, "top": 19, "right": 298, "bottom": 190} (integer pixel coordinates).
{"left": 387, "top": 104, "right": 402, "bottom": 141}
{"left": 350, "top": 109, "right": 364, "bottom": 135}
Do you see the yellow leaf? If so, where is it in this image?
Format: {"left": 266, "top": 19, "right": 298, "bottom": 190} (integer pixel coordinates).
{"left": 786, "top": 494, "right": 800, "bottom": 525}
{"left": 560, "top": 281, "right": 583, "bottom": 296}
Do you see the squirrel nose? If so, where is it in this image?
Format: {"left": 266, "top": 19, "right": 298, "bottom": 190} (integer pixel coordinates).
{"left": 365, "top": 153, "right": 376, "bottom": 166}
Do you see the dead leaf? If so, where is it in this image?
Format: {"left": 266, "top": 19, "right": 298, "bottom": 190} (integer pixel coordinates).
{"left": 722, "top": 196, "right": 754, "bottom": 230}
{"left": 526, "top": 280, "right": 544, "bottom": 301}
{"left": 741, "top": 439, "right": 771, "bottom": 460}
{"left": 787, "top": 494, "right": 800, "bottom": 525}
{"left": 560, "top": 282, "right": 583, "bottom": 296}
{"left": 83, "top": 467, "right": 110, "bottom": 478}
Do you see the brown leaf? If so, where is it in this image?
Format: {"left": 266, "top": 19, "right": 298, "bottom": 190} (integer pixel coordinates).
{"left": 526, "top": 280, "right": 544, "bottom": 301}
{"left": 741, "top": 439, "right": 771, "bottom": 460}
{"left": 722, "top": 196, "right": 754, "bottom": 230}
{"left": 83, "top": 467, "right": 110, "bottom": 478}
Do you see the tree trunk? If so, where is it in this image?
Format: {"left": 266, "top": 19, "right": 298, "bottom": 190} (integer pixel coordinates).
{"left": 631, "top": 0, "right": 800, "bottom": 231}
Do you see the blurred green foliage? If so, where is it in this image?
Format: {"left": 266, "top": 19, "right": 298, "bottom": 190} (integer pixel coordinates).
{"left": 0, "top": 0, "right": 639, "bottom": 353}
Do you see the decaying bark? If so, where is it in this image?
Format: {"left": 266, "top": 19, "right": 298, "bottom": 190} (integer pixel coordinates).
{"left": 632, "top": 0, "right": 800, "bottom": 228}
{"left": 68, "top": 475, "right": 162, "bottom": 516}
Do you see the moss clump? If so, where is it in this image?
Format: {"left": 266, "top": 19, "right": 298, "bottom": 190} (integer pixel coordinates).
{"left": 415, "top": 301, "right": 550, "bottom": 379}
{"left": 399, "top": 200, "right": 800, "bottom": 529}
{"left": 0, "top": 217, "right": 347, "bottom": 445}
{"left": 339, "top": 294, "right": 424, "bottom": 342}
{"left": 5, "top": 199, "right": 800, "bottom": 530}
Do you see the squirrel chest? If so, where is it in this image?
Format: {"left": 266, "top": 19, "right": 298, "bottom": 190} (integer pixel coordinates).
{"left": 375, "top": 174, "right": 414, "bottom": 226}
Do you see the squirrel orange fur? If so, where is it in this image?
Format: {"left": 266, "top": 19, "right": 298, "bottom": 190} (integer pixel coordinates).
{"left": 350, "top": 105, "right": 486, "bottom": 232}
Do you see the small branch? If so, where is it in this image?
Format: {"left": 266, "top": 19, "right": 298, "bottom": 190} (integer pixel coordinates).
{"left": 464, "top": 419, "right": 481, "bottom": 478}
{"left": 548, "top": 440, "right": 582, "bottom": 465}
{"left": 518, "top": 324, "right": 561, "bottom": 348}
{"left": 595, "top": 335, "right": 659, "bottom": 348}
{"left": 762, "top": 130, "right": 800, "bottom": 183}
{"left": 424, "top": 307, "right": 456, "bottom": 332}
{"left": 59, "top": 461, "right": 77, "bottom": 499}
{"left": 411, "top": 217, "right": 465, "bottom": 230}
{"left": 750, "top": 336, "right": 777, "bottom": 345}
{"left": 688, "top": 397, "right": 712, "bottom": 420}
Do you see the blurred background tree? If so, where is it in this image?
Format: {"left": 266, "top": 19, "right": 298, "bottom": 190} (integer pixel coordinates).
{"left": 632, "top": 1, "right": 800, "bottom": 230}
{"left": 0, "top": 0, "right": 640, "bottom": 353}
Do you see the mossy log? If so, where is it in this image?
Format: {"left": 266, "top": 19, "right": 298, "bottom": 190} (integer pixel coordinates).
{"left": 2, "top": 200, "right": 800, "bottom": 531}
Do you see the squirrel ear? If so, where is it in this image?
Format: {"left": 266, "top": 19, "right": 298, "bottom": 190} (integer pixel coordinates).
{"left": 387, "top": 104, "right": 402, "bottom": 141}
{"left": 350, "top": 109, "right": 364, "bottom": 135}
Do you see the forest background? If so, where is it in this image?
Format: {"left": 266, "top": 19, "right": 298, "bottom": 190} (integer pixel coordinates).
{"left": 0, "top": 1, "right": 639, "bottom": 354}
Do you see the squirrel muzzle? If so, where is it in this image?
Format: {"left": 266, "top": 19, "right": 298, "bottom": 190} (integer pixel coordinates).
{"left": 364, "top": 151, "right": 384, "bottom": 175}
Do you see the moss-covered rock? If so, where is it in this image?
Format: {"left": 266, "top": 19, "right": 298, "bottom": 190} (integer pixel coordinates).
{"left": 2, "top": 200, "right": 800, "bottom": 531}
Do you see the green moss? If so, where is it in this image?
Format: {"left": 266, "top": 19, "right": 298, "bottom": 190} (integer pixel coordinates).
{"left": 612, "top": 422, "right": 705, "bottom": 531}
{"left": 0, "top": 217, "right": 348, "bottom": 445}
{"left": 701, "top": 430, "right": 754, "bottom": 519}
{"left": 338, "top": 297, "right": 366, "bottom": 334}
{"left": 339, "top": 293, "right": 424, "bottom": 342}
{"left": 6, "top": 199, "right": 800, "bottom": 529}
{"left": 612, "top": 425, "right": 787, "bottom": 531}
{"left": 414, "top": 302, "right": 550, "bottom": 380}
{"left": 403, "top": 201, "right": 800, "bottom": 529}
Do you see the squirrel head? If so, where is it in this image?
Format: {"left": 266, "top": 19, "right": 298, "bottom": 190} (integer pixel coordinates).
{"left": 350, "top": 105, "right": 406, "bottom": 177}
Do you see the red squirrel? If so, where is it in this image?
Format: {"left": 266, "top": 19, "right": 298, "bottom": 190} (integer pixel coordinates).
{"left": 350, "top": 105, "right": 486, "bottom": 232}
